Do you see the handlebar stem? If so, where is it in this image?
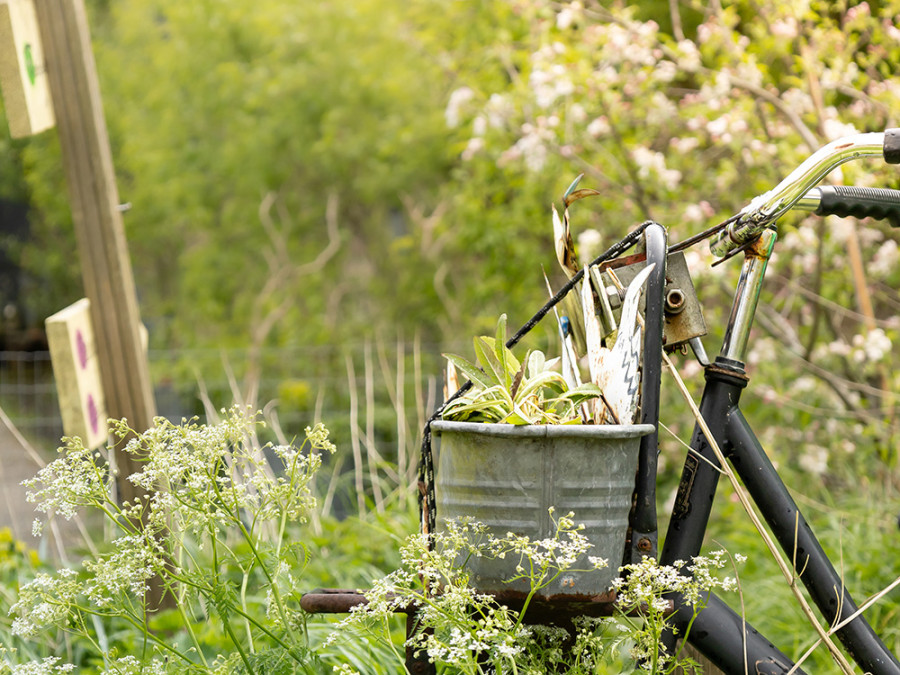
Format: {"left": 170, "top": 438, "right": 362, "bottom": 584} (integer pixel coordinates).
{"left": 720, "top": 229, "right": 777, "bottom": 362}
{"left": 710, "top": 132, "right": 887, "bottom": 257}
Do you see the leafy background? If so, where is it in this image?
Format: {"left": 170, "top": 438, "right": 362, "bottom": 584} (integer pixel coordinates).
{"left": 1, "top": 0, "right": 899, "bottom": 670}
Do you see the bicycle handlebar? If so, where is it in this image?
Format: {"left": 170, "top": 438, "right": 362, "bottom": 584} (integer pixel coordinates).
{"left": 709, "top": 129, "right": 900, "bottom": 257}
{"left": 795, "top": 185, "right": 900, "bottom": 227}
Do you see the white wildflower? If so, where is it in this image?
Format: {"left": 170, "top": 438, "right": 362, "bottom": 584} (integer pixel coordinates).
{"left": 305, "top": 422, "right": 337, "bottom": 453}
{"left": 10, "top": 569, "right": 81, "bottom": 637}
{"left": 799, "top": 445, "right": 829, "bottom": 475}
{"left": 9, "top": 656, "right": 76, "bottom": 675}
{"left": 333, "top": 666, "right": 361, "bottom": 675}
{"left": 84, "top": 534, "right": 165, "bottom": 605}
{"left": 22, "top": 437, "right": 109, "bottom": 520}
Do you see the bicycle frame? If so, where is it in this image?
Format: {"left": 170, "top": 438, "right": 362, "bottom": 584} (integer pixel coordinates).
{"left": 660, "top": 229, "right": 900, "bottom": 674}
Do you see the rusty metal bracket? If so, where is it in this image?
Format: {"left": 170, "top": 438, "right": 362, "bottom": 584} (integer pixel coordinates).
{"left": 597, "top": 250, "right": 707, "bottom": 350}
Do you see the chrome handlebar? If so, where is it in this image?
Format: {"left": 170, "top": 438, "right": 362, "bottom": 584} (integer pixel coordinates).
{"left": 709, "top": 130, "right": 900, "bottom": 257}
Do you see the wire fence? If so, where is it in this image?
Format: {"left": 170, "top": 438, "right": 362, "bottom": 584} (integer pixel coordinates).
{"left": 0, "top": 341, "right": 451, "bottom": 477}
{"left": 0, "top": 351, "right": 62, "bottom": 448}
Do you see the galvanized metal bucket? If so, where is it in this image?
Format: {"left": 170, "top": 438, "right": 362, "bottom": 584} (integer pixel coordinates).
{"left": 432, "top": 420, "right": 654, "bottom": 602}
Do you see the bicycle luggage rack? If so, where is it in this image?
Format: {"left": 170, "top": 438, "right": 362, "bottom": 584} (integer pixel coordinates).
{"left": 301, "top": 223, "right": 673, "bottom": 673}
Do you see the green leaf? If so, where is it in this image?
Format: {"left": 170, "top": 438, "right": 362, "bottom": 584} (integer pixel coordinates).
{"left": 526, "top": 350, "right": 546, "bottom": 379}
{"left": 515, "top": 370, "right": 568, "bottom": 401}
{"left": 502, "top": 409, "right": 533, "bottom": 425}
{"left": 442, "top": 394, "right": 509, "bottom": 423}
{"left": 474, "top": 335, "right": 521, "bottom": 388}
{"left": 495, "top": 313, "right": 510, "bottom": 388}
{"left": 443, "top": 353, "right": 493, "bottom": 390}
{"left": 504, "top": 398, "right": 539, "bottom": 425}
{"left": 562, "top": 173, "right": 584, "bottom": 203}
{"left": 561, "top": 383, "right": 606, "bottom": 406}
{"left": 473, "top": 336, "right": 506, "bottom": 387}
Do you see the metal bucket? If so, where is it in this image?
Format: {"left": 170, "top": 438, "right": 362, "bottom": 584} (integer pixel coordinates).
{"left": 432, "top": 420, "right": 654, "bottom": 601}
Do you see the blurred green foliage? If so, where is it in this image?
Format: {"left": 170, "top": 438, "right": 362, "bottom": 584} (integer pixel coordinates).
{"left": 1, "top": 0, "right": 900, "bottom": 669}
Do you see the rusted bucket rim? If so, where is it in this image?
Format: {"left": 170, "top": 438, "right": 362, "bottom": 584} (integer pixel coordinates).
{"left": 431, "top": 420, "right": 655, "bottom": 439}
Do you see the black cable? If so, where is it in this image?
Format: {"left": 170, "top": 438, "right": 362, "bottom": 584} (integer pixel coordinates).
{"left": 668, "top": 213, "right": 741, "bottom": 254}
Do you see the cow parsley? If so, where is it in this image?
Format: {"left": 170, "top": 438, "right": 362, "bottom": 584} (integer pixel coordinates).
{"left": 12, "top": 409, "right": 331, "bottom": 674}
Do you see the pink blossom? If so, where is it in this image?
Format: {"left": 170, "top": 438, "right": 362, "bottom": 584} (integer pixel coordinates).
{"left": 771, "top": 18, "right": 798, "bottom": 39}
{"left": 846, "top": 2, "right": 870, "bottom": 21}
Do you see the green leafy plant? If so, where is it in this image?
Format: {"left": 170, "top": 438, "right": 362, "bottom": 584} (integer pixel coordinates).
{"left": 442, "top": 314, "right": 603, "bottom": 424}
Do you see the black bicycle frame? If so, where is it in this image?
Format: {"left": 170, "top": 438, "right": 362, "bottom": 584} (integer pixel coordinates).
{"left": 658, "top": 236, "right": 900, "bottom": 674}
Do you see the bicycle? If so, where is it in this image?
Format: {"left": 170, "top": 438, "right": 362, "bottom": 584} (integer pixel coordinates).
{"left": 585, "top": 130, "right": 900, "bottom": 674}
{"left": 304, "top": 131, "right": 900, "bottom": 674}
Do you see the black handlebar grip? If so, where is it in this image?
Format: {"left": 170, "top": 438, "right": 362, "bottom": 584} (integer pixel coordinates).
{"left": 816, "top": 186, "right": 900, "bottom": 228}
{"left": 884, "top": 129, "right": 900, "bottom": 164}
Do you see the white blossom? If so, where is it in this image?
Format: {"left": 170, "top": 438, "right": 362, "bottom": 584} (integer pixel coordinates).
{"left": 852, "top": 328, "right": 892, "bottom": 363}
{"left": 871, "top": 239, "right": 899, "bottom": 277}
{"left": 799, "top": 445, "right": 829, "bottom": 475}
{"left": 445, "top": 86, "right": 475, "bottom": 128}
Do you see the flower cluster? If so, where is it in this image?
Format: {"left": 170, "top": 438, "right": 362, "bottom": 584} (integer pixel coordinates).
{"left": 486, "top": 509, "right": 603, "bottom": 586}
{"left": 327, "top": 512, "right": 596, "bottom": 671}
{"left": 22, "top": 436, "right": 110, "bottom": 524}
{"left": 10, "top": 409, "right": 333, "bottom": 673}
{"left": 613, "top": 551, "right": 745, "bottom": 671}
{"left": 330, "top": 510, "right": 742, "bottom": 674}
{"left": 9, "top": 569, "right": 80, "bottom": 639}
{"left": 0, "top": 656, "right": 76, "bottom": 675}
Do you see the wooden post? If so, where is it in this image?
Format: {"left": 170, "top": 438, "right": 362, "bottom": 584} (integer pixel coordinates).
{"left": 32, "top": 0, "right": 156, "bottom": 502}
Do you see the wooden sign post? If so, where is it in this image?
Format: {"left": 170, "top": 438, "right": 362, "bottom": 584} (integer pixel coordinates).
{"left": 31, "top": 0, "right": 156, "bottom": 504}
{"left": 0, "top": 0, "right": 54, "bottom": 137}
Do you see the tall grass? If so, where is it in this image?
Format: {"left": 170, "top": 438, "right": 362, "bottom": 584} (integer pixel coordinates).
{"left": 0, "top": 324, "right": 897, "bottom": 673}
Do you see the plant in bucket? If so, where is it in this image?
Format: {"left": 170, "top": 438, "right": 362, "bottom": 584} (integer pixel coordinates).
{"left": 335, "top": 333, "right": 739, "bottom": 672}
{"left": 329, "top": 206, "right": 742, "bottom": 674}
{"left": 431, "top": 262, "right": 657, "bottom": 610}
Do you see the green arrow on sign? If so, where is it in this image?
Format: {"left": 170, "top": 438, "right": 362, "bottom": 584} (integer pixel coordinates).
{"left": 23, "top": 43, "right": 36, "bottom": 85}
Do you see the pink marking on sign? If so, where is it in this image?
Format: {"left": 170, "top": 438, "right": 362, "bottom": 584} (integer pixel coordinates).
{"left": 87, "top": 393, "right": 99, "bottom": 435}
{"left": 76, "top": 329, "right": 88, "bottom": 370}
